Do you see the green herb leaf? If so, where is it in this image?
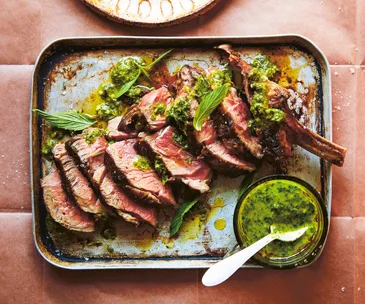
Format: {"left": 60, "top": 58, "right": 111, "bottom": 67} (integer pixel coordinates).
{"left": 114, "top": 70, "right": 141, "bottom": 99}
{"left": 193, "top": 84, "right": 229, "bottom": 131}
{"left": 115, "top": 49, "right": 173, "bottom": 97}
{"left": 238, "top": 173, "right": 255, "bottom": 200}
{"left": 33, "top": 109, "right": 96, "bottom": 131}
{"left": 170, "top": 195, "right": 202, "bottom": 237}
{"left": 145, "top": 49, "right": 174, "bottom": 69}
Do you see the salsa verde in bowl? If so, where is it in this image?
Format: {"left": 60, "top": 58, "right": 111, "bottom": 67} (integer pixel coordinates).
{"left": 234, "top": 175, "right": 329, "bottom": 269}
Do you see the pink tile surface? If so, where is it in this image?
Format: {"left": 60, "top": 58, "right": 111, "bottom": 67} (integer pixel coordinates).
{"left": 197, "top": 0, "right": 357, "bottom": 65}
{"left": 356, "top": 0, "right": 365, "bottom": 65}
{"left": 43, "top": 267, "right": 198, "bottom": 304}
{"left": 355, "top": 67, "right": 365, "bottom": 216}
{"left": 331, "top": 66, "right": 357, "bottom": 217}
{"left": 0, "top": 0, "right": 41, "bottom": 64}
{"left": 198, "top": 217, "right": 354, "bottom": 304}
{"left": 0, "top": 0, "right": 363, "bottom": 302}
{"left": 0, "top": 65, "right": 33, "bottom": 211}
{"left": 355, "top": 218, "right": 365, "bottom": 304}
{"left": 0, "top": 213, "right": 44, "bottom": 304}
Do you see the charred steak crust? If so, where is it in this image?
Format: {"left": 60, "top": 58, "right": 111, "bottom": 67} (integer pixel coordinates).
{"left": 41, "top": 169, "right": 95, "bottom": 232}
{"left": 105, "top": 140, "right": 176, "bottom": 207}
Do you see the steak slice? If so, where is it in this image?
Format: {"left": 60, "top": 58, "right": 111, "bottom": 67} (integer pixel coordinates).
{"left": 41, "top": 170, "right": 95, "bottom": 232}
{"left": 196, "top": 120, "right": 256, "bottom": 176}
{"left": 66, "top": 133, "right": 157, "bottom": 227}
{"left": 53, "top": 143, "right": 105, "bottom": 215}
{"left": 218, "top": 87, "right": 263, "bottom": 159}
{"left": 137, "top": 126, "right": 212, "bottom": 193}
{"left": 119, "top": 87, "right": 173, "bottom": 133}
{"left": 107, "top": 117, "right": 137, "bottom": 141}
{"left": 106, "top": 140, "right": 176, "bottom": 207}
{"left": 138, "top": 86, "right": 173, "bottom": 131}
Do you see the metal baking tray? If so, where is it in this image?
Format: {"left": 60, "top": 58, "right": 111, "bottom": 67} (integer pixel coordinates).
{"left": 30, "top": 35, "right": 332, "bottom": 269}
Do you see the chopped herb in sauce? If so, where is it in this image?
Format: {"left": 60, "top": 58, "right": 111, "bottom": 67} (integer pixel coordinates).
{"left": 166, "top": 97, "right": 191, "bottom": 135}
{"left": 41, "top": 128, "right": 67, "bottom": 157}
{"left": 248, "top": 55, "right": 286, "bottom": 131}
{"left": 41, "top": 137, "right": 58, "bottom": 157}
{"left": 154, "top": 157, "right": 169, "bottom": 184}
{"left": 208, "top": 67, "right": 232, "bottom": 89}
{"left": 190, "top": 74, "right": 211, "bottom": 99}
{"left": 133, "top": 156, "right": 151, "bottom": 171}
{"left": 172, "top": 131, "right": 189, "bottom": 150}
{"left": 96, "top": 51, "right": 172, "bottom": 120}
{"left": 237, "top": 179, "right": 319, "bottom": 258}
{"left": 111, "top": 57, "right": 142, "bottom": 85}
{"left": 151, "top": 103, "right": 166, "bottom": 121}
{"left": 96, "top": 101, "right": 124, "bottom": 121}
{"left": 84, "top": 128, "right": 108, "bottom": 144}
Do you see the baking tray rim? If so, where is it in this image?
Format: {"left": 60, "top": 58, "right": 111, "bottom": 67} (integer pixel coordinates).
{"left": 30, "top": 34, "right": 332, "bottom": 270}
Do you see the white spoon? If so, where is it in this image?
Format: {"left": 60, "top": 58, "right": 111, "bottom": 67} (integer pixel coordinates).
{"left": 202, "top": 225, "right": 308, "bottom": 287}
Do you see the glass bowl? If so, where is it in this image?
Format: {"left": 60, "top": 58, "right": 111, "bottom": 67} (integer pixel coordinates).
{"left": 233, "top": 175, "right": 329, "bottom": 269}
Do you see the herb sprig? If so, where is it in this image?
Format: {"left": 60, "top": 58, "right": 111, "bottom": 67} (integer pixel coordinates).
{"left": 116, "top": 49, "right": 173, "bottom": 98}
{"left": 33, "top": 109, "right": 95, "bottom": 131}
{"left": 170, "top": 195, "right": 202, "bottom": 237}
{"left": 193, "top": 84, "right": 229, "bottom": 131}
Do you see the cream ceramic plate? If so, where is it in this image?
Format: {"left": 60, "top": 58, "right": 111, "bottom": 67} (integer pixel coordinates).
{"left": 81, "top": 0, "right": 220, "bottom": 27}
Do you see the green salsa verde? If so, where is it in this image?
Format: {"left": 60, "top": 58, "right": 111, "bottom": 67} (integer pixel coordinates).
{"left": 248, "top": 55, "right": 286, "bottom": 131}
{"left": 238, "top": 179, "right": 319, "bottom": 258}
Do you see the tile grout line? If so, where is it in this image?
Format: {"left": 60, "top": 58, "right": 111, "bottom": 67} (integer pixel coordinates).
{"left": 356, "top": 0, "right": 361, "bottom": 66}
{"left": 0, "top": 209, "right": 32, "bottom": 213}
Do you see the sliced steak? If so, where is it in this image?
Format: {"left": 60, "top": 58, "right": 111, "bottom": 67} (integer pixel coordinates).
{"left": 218, "top": 87, "right": 263, "bottom": 159}
{"left": 107, "top": 117, "right": 137, "bottom": 141}
{"left": 196, "top": 120, "right": 256, "bottom": 176}
{"left": 66, "top": 133, "right": 157, "bottom": 227}
{"left": 41, "top": 170, "right": 95, "bottom": 232}
{"left": 174, "top": 65, "right": 256, "bottom": 175}
{"left": 52, "top": 143, "right": 104, "bottom": 215}
{"left": 105, "top": 140, "right": 176, "bottom": 207}
{"left": 119, "top": 87, "right": 173, "bottom": 133}
{"left": 137, "top": 126, "right": 212, "bottom": 193}
{"left": 118, "top": 106, "right": 140, "bottom": 136}
{"left": 138, "top": 86, "right": 173, "bottom": 131}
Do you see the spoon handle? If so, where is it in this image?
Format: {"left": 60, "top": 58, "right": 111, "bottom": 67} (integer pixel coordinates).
{"left": 202, "top": 234, "right": 276, "bottom": 287}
